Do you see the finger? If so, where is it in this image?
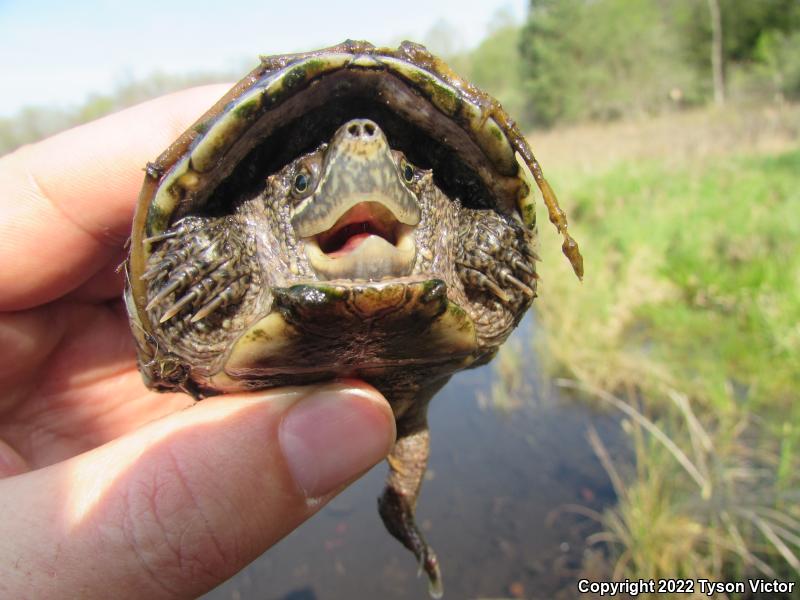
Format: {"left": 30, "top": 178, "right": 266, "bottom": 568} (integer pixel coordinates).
{"left": 0, "top": 302, "right": 195, "bottom": 465}
{"left": 62, "top": 247, "right": 128, "bottom": 303}
{"left": 0, "top": 381, "right": 395, "bottom": 599}
{"left": 0, "top": 305, "right": 65, "bottom": 393}
{"left": 0, "top": 439, "right": 28, "bottom": 478}
{"left": 0, "top": 84, "right": 231, "bottom": 311}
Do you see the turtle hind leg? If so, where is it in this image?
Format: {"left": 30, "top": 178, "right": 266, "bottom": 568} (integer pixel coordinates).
{"left": 378, "top": 426, "right": 443, "bottom": 598}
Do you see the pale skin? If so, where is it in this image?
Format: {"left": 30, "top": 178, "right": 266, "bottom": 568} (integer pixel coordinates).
{"left": 0, "top": 86, "right": 396, "bottom": 599}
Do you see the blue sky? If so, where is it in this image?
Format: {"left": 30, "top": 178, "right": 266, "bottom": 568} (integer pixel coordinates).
{"left": 0, "top": 0, "right": 525, "bottom": 117}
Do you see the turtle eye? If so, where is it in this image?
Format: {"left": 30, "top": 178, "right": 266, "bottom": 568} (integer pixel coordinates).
{"left": 293, "top": 171, "right": 310, "bottom": 194}
{"left": 401, "top": 160, "right": 415, "bottom": 183}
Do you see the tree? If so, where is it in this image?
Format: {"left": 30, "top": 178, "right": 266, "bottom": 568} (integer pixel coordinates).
{"left": 707, "top": 0, "right": 725, "bottom": 105}
{"left": 519, "top": 0, "right": 695, "bottom": 126}
{"left": 677, "top": 0, "right": 800, "bottom": 100}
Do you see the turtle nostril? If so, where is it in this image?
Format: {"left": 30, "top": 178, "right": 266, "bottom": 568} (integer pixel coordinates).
{"left": 345, "top": 120, "right": 378, "bottom": 139}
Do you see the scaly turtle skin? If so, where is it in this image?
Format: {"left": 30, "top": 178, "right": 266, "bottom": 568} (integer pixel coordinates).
{"left": 125, "top": 40, "right": 583, "bottom": 598}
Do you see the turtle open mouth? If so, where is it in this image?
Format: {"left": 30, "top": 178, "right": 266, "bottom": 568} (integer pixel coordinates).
{"left": 318, "top": 202, "right": 398, "bottom": 254}
{"left": 304, "top": 201, "right": 416, "bottom": 280}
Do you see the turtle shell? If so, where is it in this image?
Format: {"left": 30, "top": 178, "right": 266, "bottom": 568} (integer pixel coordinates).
{"left": 126, "top": 40, "right": 583, "bottom": 393}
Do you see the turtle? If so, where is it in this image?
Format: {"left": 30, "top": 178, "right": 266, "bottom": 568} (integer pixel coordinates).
{"left": 125, "top": 40, "right": 583, "bottom": 598}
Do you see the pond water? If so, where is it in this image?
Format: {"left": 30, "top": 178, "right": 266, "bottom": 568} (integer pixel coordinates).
{"left": 204, "top": 316, "right": 626, "bottom": 600}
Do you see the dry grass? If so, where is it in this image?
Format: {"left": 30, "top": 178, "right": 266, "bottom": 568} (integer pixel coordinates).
{"left": 530, "top": 102, "right": 800, "bottom": 173}
{"left": 565, "top": 379, "right": 800, "bottom": 591}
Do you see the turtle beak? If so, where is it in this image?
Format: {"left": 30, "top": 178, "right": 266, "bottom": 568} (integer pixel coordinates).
{"left": 291, "top": 119, "right": 420, "bottom": 280}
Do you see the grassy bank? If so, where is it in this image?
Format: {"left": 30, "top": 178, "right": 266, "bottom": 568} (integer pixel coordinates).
{"left": 527, "top": 104, "right": 800, "bottom": 591}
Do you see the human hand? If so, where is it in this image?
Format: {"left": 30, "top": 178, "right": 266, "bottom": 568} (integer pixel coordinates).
{"left": 0, "top": 87, "right": 396, "bottom": 599}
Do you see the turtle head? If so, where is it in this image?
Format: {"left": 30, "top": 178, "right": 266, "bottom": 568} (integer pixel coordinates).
{"left": 290, "top": 119, "right": 421, "bottom": 281}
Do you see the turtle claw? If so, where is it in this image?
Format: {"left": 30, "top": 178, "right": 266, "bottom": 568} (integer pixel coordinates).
{"left": 419, "top": 543, "right": 443, "bottom": 599}
{"left": 502, "top": 271, "right": 535, "bottom": 297}
{"left": 428, "top": 571, "right": 444, "bottom": 599}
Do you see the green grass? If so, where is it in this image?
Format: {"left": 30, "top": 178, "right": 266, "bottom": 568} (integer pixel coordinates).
{"left": 532, "top": 145, "right": 800, "bottom": 587}
{"left": 573, "top": 151, "right": 797, "bottom": 413}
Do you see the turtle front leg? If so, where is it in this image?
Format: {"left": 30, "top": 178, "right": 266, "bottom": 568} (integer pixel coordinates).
{"left": 378, "top": 424, "right": 442, "bottom": 598}
{"left": 142, "top": 216, "right": 253, "bottom": 324}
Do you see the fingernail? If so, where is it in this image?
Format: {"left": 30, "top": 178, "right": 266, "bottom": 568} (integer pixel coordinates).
{"left": 279, "top": 387, "right": 394, "bottom": 498}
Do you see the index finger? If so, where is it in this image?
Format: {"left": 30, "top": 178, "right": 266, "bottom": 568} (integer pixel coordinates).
{"left": 0, "top": 84, "right": 231, "bottom": 311}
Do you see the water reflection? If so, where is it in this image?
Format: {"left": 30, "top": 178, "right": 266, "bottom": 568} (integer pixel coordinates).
{"left": 204, "top": 315, "right": 625, "bottom": 599}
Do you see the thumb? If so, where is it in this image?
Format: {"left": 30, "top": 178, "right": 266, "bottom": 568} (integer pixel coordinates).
{"left": 0, "top": 381, "right": 395, "bottom": 599}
